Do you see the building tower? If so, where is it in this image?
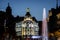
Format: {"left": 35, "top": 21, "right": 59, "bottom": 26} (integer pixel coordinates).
{"left": 6, "top": 3, "right": 12, "bottom": 15}
{"left": 56, "top": 0, "right": 58, "bottom": 8}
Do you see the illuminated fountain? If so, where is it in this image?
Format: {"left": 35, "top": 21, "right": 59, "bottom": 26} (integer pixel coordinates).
{"left": 42, "top": 8, "right": 48, "bottom": 40}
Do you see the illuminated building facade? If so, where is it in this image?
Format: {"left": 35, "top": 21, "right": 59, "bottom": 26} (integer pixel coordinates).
{"left": 15, "top": 8, "right": 39, "bottom": 38}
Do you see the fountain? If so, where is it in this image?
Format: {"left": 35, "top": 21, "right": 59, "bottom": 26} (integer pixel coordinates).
{"left": 42, "top": 8, "right": 48, "bottom": 40}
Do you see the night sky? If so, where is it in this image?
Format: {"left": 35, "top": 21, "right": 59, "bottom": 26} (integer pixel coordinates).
{"left": 0, "top": 0, "right": 60, "bottom": 21}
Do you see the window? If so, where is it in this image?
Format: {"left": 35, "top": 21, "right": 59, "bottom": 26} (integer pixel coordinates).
{"left": 35, "top": 27, "right": 39, "bottom": 31}
{"left": 15, "top": 28, "right": 22, "bottom": 32}
{"left": 34, "top": 23, "right": 38, "bottom": 27}
{"left": 35, "top": 32, "right": 38, "bottom": 35}
{"left": 29, "top": 23, "right": 33, "bottom": 27}
{"left": 22, "top": 23, "right": 26, "bottom": 27}
{"left": 49, "top": 11, "right": 52, "bottom": 16}
{"left": 16, "top": 32, "right": 22, "bottom": 36}
{"left": 18, "top": 25, "right": 21, "bottom": 27}
{"left": 56, "top": 13, "right": 60, "bottom": 19}
{"left": 16, "top": 23, "right": 21, "bottom": 28}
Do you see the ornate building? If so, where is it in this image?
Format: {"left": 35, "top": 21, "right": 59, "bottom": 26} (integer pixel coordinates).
{"left": 15, "top": 8, "right": 39, "bottom": 37}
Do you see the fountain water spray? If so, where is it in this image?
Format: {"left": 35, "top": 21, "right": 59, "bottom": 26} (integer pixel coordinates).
{"left": 42, "top": 8, "right": 48, "bottom": 40}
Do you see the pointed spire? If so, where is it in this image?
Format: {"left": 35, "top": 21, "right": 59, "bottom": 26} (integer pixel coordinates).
{"left": 8, "top": 3, "right": 9, "bottom": 6}
{"left": 6, "top": 2, "right": 12, "bottom": 14}
{"left": 6, "top": 2, "right": 11, "bottom": 8}
{"left": 56, "top": 0, "right": 58, "bottom": 8}
{"left": 6, "top": 2, "right": 12, "bottom": 10}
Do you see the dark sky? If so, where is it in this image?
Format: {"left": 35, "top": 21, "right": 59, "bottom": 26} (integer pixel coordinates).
{"left": 0, "top": 0, "right": 60, "bottom": 21}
